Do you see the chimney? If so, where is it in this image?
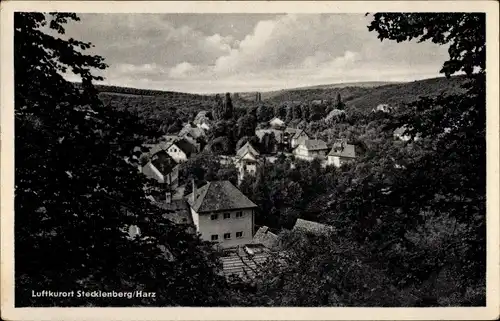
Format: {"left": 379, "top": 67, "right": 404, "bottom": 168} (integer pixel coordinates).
{"left": 191, "top": 178, "right": 197, "bottom": 204}
{"left": 165, "top": 191, "right": 172, "bottom": 204}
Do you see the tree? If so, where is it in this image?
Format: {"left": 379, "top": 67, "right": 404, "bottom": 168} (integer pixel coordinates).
{"left": 15, "top": 12, "right": 228, "bottom": 307}
{"left": 285, "top": 105, "right": 293, "bottom": 122}
{"left": 223, "top": 93, "right": 234, "bottom": 120}
{"left": 335, "top": 93, "right": 345, "bottom": 110}
{"left": 236, "top": 114, "right": 257, "bottom": 138}
{"left": 256, "top": 104, "right": 271, "bottom": 122}
{"left": 212, "top": 94, "right": 223, "bottom": 121}
{"left": 324, "top": 12, "right": 486, "bottom": 304}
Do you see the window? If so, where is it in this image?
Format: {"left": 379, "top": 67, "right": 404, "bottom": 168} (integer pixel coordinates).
{"left": 210, "top": 214, "right": 218, "bottom": 220}
{"left": 211, "top": 235, "right": 218, "bottom": 241}
{"left": 223, "top": 233, "right": 231, "bottom": 240}
{"left": 236, "top": 232, "right": 243, "bottom": 238}
{"left": 235, "top": 211, "right": 243, "bottom": 218}
{"left": 223, "top": 213, "right": 231, "bottom": 219}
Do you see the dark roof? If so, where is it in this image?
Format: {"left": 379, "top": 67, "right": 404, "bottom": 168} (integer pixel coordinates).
{"left": 172, "top": 138, "right": 197, "bottom": 157}
{"left": 292, "top": 129, "right": 308, "bottom": 140}
{"left": 252, "top": 226, "right": 279, "bottom": 249}
{"left": 293, "top": 218, "right": 334, "bottom": 235}
{"left": 301, "top": 139, "right": 328, "bottom": 151}
{"left": 186, "top": 180, "right": 257, "bottom": 213}
{"left": 327, "top": 141, "right": 356, "bottom": 158}
{"left": 151, "top": 152, "right": 178, "bottom": 176}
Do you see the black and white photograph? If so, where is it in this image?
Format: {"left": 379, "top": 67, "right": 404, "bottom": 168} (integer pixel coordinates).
{"left": 1, "top": 1, "right": 499, "bottom": 320}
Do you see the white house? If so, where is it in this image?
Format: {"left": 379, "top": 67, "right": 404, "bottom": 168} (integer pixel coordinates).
{"left": 293, "top": 139, "right": 329, "bottom": 161}
{"left": 186, "top": 180, "right": 258, "bottom": 248}
{"left": 193, "top": 111, "right": 211, "bottom": 130}
{"left": 166, "top": 138, "right": 197, "bottom": 163}
{"left": 284, "top": 128, "right": 309, "bottom": 149}
{"left": 269, "top": 117, "right": 285, "bottom": 128}
{"left": 234, "top": 142, "right": 260, "bottom": 184}
{"left": 326, "top": 140, "right": 356, "bottom": 167}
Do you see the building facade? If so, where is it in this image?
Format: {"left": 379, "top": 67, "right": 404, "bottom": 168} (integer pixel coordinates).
{"left": 293, "top": 139, "right": 329, "bottom": 161}
{"left": 186, "top": 180, "right": 257, "bottom": 248}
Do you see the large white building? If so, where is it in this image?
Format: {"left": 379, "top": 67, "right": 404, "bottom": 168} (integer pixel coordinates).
{"left": 186, "top": 180, "right": 257, "bottom": 248}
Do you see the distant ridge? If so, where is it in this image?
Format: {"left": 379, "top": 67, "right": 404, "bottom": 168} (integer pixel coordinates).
{"left": 282, "top": 81, "right": 403, "bottom": 91}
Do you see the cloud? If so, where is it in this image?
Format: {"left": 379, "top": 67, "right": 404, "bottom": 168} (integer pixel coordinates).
{"left": 168, "top": 62, "right": 197, "bottom": 78}
{"left": 61, "top": 13, "right": 450, "bottom": 93}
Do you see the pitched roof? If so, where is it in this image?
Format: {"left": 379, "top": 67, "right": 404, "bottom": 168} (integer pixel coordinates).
{"left": 186, "top": 180, "right": 257, "bottom": 213}
{"left": 252, "top": 226, "right": 279, "bottom": 250}
{"left": 236, "top": 142, "right": 260, "bottom": 158}
{"left": 141, "top": 162, "right": 165, "bottom": 183}
{"left": 221, "top": 245, "right": 271, "bottom": 280}
{"left": 171, "top": 138, "right": 197, "bottom": 157}
{"left": 151, "top": 152, "right": 178, "bottom": 176}
{"left": 146, "top": 141, "right": 173, "bottom": 158}
{"left": 301, "top": 139, "right": 328, "bottom": 151}
{"left": 327, "top": 141, "right": 356, "bottom": 158}
{"left": 269, "top": 117, "right": 284, "bottom": 124}
{"left": 292, "top": 129, "right": 308, "bottom": 140}
{"left": 293, "top": 218, "right": 333, "bottom": 235}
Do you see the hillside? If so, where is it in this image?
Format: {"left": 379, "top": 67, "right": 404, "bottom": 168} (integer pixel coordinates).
{"left": 81, "top": 75, "right": 468, "bottom": 132}
{"left": 263, "top": 76, "right": 468, "bottom": 112}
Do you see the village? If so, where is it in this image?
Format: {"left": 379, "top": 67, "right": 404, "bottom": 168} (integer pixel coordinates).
{"left": 129, "top": 105, "right": 359, "bottom": 280}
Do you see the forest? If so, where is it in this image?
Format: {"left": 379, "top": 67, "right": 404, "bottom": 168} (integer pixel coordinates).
{"left": 14, "top": 12, "right": 486, "bottom": 307}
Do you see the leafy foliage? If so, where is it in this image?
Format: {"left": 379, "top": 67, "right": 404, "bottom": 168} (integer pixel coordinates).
{"left": 15, "top": 12, "right": 229, "bottom": 307}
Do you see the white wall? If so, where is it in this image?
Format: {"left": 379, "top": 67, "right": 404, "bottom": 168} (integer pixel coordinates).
{"left": 167, "top": 144, "right": 187, "bottom": 163}
{"left": 196, "top": 209, "right": 254, "bottom": 248}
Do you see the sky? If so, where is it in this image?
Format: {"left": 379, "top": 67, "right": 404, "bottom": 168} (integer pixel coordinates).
{"left": 60, "top": 13, "right": 450, "bottom": 94}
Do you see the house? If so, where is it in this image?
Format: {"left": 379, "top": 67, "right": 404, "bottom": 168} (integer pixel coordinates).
{"left": 292, "top": 139, "right": 329, "bottom": 161}
{"left": 166, "top": 138, "right": 197, "bottom": 163}
{"left": 326, "top": 140, "right": 356, "bottom": 167}
{"left": 185, "top": 180, "right": 258, "bottom": 248}
{"left": 179, "top": 123, "right": 206, "bottom": 140}
{"left": 193, "top": 111, "right": 211, "bottom": 130}
{"left": 284, "top": 127, "right": 309, "bottom": 149}
{"left": 292, "top": 218, "right": 334, "bottom": 236}
{"left": 140, "top": 151, "right": 180, "bottom": 189}
{"left": 269, "top": 117, "right": 285, "bottom": 128}
{"left": 234, "top": 142, "right": 260, "bottom": 183}
{"left": 252, "top": 226, "right": 279, "bottom": 250}
{"left": 372, "top": 104, "right": 394, "bottom": 113}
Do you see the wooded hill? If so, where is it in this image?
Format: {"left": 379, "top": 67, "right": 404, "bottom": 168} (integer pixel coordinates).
{"left": 81, "top": 75, "right": 468, "bottom": 122}
{"left": 261, "top": 75, "right": 468, "bottom": 112}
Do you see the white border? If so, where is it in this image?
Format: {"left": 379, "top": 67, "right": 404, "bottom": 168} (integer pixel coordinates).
{"left": 1, "top": 1, "right": 499, "bottom": 320}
